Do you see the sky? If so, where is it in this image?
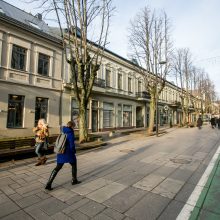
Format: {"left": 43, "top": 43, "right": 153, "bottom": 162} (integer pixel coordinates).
{"left": 6, "top": 0, "right": 220, "bottom": 96}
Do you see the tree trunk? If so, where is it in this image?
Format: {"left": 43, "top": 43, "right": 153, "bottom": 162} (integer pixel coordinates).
{"left": 79, "top": 103, "right": 88, "bottom": 143}
{"left": 148, "top": 97, "right": 156, "bottom": 135}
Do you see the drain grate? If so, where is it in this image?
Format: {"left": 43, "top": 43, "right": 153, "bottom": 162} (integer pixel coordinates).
{"left": 170, "top": 158, "right": 192, "bottom": 164}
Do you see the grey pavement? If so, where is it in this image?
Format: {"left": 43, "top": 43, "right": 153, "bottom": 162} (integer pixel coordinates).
{"left": 1, "top": 125, "right": 220, "bottom": 220}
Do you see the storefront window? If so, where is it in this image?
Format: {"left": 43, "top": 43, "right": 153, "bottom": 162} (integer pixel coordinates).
{"left": 7, "top": 94, "right": 24, "bottom": 128}
{"left": 103, "top": 102, "right": 114, "bottom": 128}
{"left": 118, "top": 104, "right": 122, "bottom": 127}
{"left": 123, "top": 105, "right": 132, "bottom": 127}
{"left": 35, "top": 97, "right": 48, "bottom": 125}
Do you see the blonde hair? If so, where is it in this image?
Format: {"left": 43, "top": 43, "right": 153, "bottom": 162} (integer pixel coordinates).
{"left": 38, "top": 119, "right": 48, "bottom": 127}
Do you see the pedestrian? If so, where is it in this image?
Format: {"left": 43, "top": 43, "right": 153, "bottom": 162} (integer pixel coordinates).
{"left": 210, "top": 117, "right": 216, "bottom": 129}
{"left": 216, "top": 117, "right": 220, "bottom": 129}
{"left": 197, "top": 116, "right": 203, "bottom": 129}
{"left": 45, "top": 121, "right": 81, "bottom": 190}
{"left": 33, "top": 119, "right": 49, "bottom": 166}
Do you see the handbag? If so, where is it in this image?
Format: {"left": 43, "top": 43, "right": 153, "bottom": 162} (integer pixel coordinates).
{"left": 54, "top": 127, "right": 67, "bottom": 154}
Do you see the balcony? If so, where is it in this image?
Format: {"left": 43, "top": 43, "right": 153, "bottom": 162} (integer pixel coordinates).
{"left": 169, "top": 101, "right": 181, "bottom": 107}
{"left": 136, "top": 91, "right": 151, "bottom": 100}
{"left": 94, "top": 78, "right": 106, "bottom": 88}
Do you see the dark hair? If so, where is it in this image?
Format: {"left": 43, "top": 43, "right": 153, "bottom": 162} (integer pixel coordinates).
{"left": 67, "top": 121, "right": 75, "bottom": 128}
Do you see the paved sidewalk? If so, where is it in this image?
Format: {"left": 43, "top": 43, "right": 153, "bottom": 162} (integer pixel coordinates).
{"left": 0, "top": 125, "right": 220, "bottom": 220}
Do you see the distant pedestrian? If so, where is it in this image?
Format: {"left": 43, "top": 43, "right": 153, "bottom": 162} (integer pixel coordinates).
{"left": 33, "top": 119, "right": 49, "bottom": 166}
{"left": 216, "top": 117, "right": 220, "bottom": 129}
{"left": 45, "top": 121, "right": 81, "bottom": 190}
{"left": 210, "top": 117, "right": 216, "bottom": 129}
{"left": 197, "top": 116, "right": 203, "bottom": 129}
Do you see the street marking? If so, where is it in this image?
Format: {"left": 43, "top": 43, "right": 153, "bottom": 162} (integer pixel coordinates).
{"left": 176, "top": 145, "right": 220, "bottom": 220}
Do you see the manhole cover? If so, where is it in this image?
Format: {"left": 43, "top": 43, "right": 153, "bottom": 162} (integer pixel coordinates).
{"left": 170, "top": 158, "right": 191, "bottom": 164}
{"left": 119, "top": 149, "right": 135, "bottom": 153}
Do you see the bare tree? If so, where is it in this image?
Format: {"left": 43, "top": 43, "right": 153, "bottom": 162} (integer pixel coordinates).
{"left": 47, "top": 0, "right": 114, "bottom": 143}
{"left": 128, "top": 7, "right": 172, "bottom": 135}
{"left": 172, "top": 48, "right": 193, "bottom": 126}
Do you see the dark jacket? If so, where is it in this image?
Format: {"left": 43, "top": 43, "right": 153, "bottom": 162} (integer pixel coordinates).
{"left": 197, "top": 118, "right": 203, "bottom": 127}
{"left": 57, "top": 126, "right": 76, "bottom": 164}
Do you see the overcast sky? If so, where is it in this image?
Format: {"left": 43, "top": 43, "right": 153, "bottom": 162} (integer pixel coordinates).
{"left": 7, "top": 0, "right": 220, "bottom": 96}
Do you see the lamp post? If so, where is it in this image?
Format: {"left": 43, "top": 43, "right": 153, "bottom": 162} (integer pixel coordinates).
{"left": 156, "top": 61, "right": 167, "bottom": 136}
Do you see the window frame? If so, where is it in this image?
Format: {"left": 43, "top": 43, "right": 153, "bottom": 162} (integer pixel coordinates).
{"left": 38, "top": 53, "right": 50, "bottom": 76}
{"left": 11, "top": 44, "right": 27, "bottom": 71}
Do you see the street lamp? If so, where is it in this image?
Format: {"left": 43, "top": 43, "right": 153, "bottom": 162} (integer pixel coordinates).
{"left": 156, "top": 61, "right": 167, "bottom": 137}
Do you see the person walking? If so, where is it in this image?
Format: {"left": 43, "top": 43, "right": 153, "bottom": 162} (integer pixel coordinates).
{"left": 33, "top": 119, "right": 49, "bottom": 166}
{"left": 210, "top": 117, "right": 216, "bottom": 129}
{"left": 197, "top": 116, "right": 203, "bottom": 129}
{"left": 45, "top": 121, "right": 81, "bottom": 190}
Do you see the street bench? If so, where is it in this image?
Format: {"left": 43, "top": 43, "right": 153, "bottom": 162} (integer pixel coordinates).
{"left": 0, "top": 135, "right": 58, "bottom": 159}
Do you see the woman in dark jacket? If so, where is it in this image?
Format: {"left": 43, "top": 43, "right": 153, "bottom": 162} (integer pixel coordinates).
{"left": 45, "top": 121, "right": 81, "bottom": 190}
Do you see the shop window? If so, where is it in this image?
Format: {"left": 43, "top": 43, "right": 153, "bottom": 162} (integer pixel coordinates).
{"left": 11, "top": 44, "right": 26, "bottom": 71}
{"left": 123, "top": 105, "right": 132, "bottom": 127}
{"left": 118, "top": 104, "right": 122, "bottom": 127}
{"left": 103, "top": 102, "right": 114, "bottom": 128}
{"left": 7, "top": 94, "right": 24, "bottom": 128}
{"left": 35, "top": 97, "right": 48, "bottom": 125}
{"left": 38, "top": 53, "right": 49, "bottom": 76}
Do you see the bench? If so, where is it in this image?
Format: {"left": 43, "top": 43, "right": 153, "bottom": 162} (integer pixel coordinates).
{"left": 0, "top": 135, "right": 58, "bottom": 159}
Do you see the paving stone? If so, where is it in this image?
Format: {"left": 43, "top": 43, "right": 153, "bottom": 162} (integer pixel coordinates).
{"left": 50, "top": 188, "right": 77, "bottom": 202}
{"left": 103, "top": 168, "right": 132, "bottom": 182}
{"left": 152, "top": 178, "right": 184, "bottom": 199}
{"left": 36, "top": 191, "right": 52, "bottom": 200}
{"left": 51, "top": 212, "right": 72, "bottom": 220}
{"left": 169, "top": 168, "right": 193, "bottom": 182}
{"left": 78, "top": 200, "right": 105, "bottom": 217}
{"left": 92, "top": 213, "right": 113, "bottom": 220}
{"left": 63, "top": 198, "right": 90, "bottom": 214}
{"left": 9, "top": 193, "right": 23, "bottom": 201}
{"left": 66, "top": 195, "right": 84, "bottom": 205}
{"left": 0, "top": 171, "right": 12, "bottom": 178}
{"left": 0, "top": 177, "right": 14, "bottom": 186}
{"left": 153, "top": 166, "right": 176, "bottom": 177}
{"left": 0, "top": 193, "right": 11, "bottom": 204}
{"left": 9, "top": 183, "right": 22, "bottom": 190}
{"left": 26, "top": 208, "right": 53, "bottom": 220}
{"left": 16, "top": 182, "right": 43, "bottom": 195}
{"left": 87, "top": 182, "right": 127, "bottom": 203}
{"left": 104, "top": 187, "right": 146, "bottom": 213}
{"left": 125, "top": 192, "right": 170, "bottom": 220}
{"left": 71, "top": 178, "right": 112, "bottom": 195}
{"left": 67, "top": 209, "right": 90, "bottom": 220}
{"left": 101, "top": 208, "right": 124, "bottom": 220}
{"left": 157, "top": 200, "right": 185, "bottom": 220}
{"left": 116, "top": 172, "right": 145, "bottom": 186}
{"left": 0, "top": 200, "right": 20, "bottom": 218}
{"left": 175, "top": 183, "right": 196, "bottom": 203}
{"left": 15, "top": 194, "right": 42, "bottom": 208}
{"left": 1, "top": 210, "right": 33, "bottom": 220}
{"left": 133, "top": 174, "right": 166, "bottom": 191}
{"left": 0, "top": 185, "right": 16, "bottom": 195}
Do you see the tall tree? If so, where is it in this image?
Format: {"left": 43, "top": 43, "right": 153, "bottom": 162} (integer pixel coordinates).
{"left": 51, "top": 0, "right": 114, "bottom": 142}
{"left": 128, "top": 7, "right": 172, "bottom": 135}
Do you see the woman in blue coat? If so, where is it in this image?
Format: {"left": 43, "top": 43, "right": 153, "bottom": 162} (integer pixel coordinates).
{"left": 45, "top": 121, "right": 81, "bottom": 190}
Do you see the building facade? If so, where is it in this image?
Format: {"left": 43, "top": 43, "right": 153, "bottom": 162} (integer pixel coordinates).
{"left": 0, "top": 1, "right": 200, "bottom": 138}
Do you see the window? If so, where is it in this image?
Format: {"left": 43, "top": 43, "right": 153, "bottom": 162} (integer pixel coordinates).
{"left": 103, "top": 102, "right": 114, "bottom": 128}
{"left": 123, "top": 105, "right": 132, "bottom": 127}
{"left": 128, "top": 77, "right": 132, "bottom": 93}
{"left": 11, "top": 45, "right": 26, "bottom": 71}
{"left": 118, "top": 73, "right": 122, "bottom": 90}
{"left": 118, "top": 104, "right": 122, "bottom": 127}
{"left": 106, "top": 69, "right": 111, "bottom": 87}
{"left": 35, "top": 97, "right": 48, "bottom": 125}
{"left": 71, "top": 99, "right": 89, "bottom": 128}
{"left": 38, "top": 53, "right": 49, "bottom": 76}
{"left": 138, "top": 81, "right": 142, "bottom": 93}
{"left": 7, "top": 94, "right": 24, "bottom": 128}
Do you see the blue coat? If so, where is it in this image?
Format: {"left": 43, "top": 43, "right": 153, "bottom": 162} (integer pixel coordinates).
{"left": 56, "top": 126, "right": 76, "bottom": 164}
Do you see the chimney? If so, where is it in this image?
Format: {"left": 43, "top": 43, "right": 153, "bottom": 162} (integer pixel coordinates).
{"left": 36, "top": 13, "right": 42, "bottom": 21}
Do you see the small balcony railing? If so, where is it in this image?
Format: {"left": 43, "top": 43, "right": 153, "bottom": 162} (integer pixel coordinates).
{"left": 136, "top": 91, "right": 151, "bottom": 99}
{"left": 93, "top": 78, "right": 106, "bottom": 88}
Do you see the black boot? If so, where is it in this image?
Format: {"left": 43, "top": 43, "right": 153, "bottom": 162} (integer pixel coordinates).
{"left": 71, "top": 162, "right": 81, "bottom": 185}
{"left": 45, "top": 169, "right": 58, "bottom": 190}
